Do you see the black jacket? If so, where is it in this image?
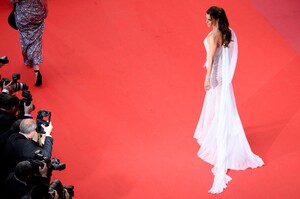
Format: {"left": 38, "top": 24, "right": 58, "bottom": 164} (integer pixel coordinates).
{"left": 4, "top": 172, "right": 31, "bottom": 199}
{"left": 0, "top": 109, "right": 17, "bottom": 135}
{"left": 4, "top": 133, "right": 53, "bottom": 174}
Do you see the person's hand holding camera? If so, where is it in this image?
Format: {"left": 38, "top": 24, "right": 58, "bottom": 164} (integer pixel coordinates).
{"left": 42, "top": 121, "right": 53, "bottom": 137}
{"left": 2, "top": 81, "right": 12, "bottom": 94}
{"left": 50, "top": 190, "right": 59, "bottom": 199}
{"left": 24, "top": 102, "right": 34, "bottom": 115}
{"left": 64, "top": 188, "right": 71, "bottom": 199}
{"left": 39, "top": 162, "right": 48, "bottom": 178}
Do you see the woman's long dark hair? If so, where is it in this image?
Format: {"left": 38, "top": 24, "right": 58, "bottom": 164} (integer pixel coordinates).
{"left": 206, "top": 6, "right": 232, "bottom": 47}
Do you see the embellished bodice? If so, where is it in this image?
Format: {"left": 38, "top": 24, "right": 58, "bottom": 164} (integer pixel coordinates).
{"left": 203, "top": 34, "right": 223, "bottom": 88}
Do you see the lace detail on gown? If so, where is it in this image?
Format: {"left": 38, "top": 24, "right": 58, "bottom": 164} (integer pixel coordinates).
{"left": 194, "top": 29, "right": 264, "bottom": 194}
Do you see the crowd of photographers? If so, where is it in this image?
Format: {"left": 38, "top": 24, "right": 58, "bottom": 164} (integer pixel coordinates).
{"left": 0, "top": 57, "right": 74, "bottom": 199}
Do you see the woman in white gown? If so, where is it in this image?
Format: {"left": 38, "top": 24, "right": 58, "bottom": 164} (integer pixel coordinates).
{"left": 194, "top": 6, "right": 264, "bottom": 194}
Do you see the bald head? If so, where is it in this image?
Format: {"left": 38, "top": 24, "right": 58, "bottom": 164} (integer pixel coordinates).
{"left": 19, "top": 119, "right": 37, "bottom": 134}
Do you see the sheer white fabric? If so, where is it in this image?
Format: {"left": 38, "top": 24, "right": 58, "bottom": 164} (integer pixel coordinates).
{"left": 194, "top": 29, "right": 264, "bottom": 194}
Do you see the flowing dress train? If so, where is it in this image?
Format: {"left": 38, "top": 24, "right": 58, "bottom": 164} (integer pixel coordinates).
{"left": 194, "top": 29, "right": 264, "bottom": 194}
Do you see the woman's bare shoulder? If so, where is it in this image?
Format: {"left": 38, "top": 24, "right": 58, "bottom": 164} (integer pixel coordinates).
{"left": 207, "top": 31, "right": 220, "bottom": 41}
{"left": 207, "top": 30, "right": 222, "bottom": 46}
{"left": 209, "top": 30, "right": 222, "bottom": 38}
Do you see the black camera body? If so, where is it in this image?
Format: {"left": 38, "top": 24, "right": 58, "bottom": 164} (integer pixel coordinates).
{"left": 30, "top": 150, "right": 66, "bottom": 177}
{"left": 12, "top": 73, "right": 20, "bottom": 82}
{"left": 0, "top": 77, "right": 9, "bottom": 89}
{"left": 0, "top": 73, "right": 29, "bottom": 92}
{"left": 21, "top": 90, "right": 33, "bottom": 106}
{"left": 2, "top": 77, "right": 11, "bottom": 85}
{"left": 18, "top": 90, "right": 35, "bottom": 117}
{"left": 36, "top": 110, "right": 51, "bottom": 134}
{"left": 49, "top": 179, "right": 74, "bottom": 198}
{"left": 0, "top": 56, "right": 9, "bottom": 64}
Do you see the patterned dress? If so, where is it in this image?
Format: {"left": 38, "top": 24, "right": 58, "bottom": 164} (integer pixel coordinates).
{"left": 11, "top": 0, "right": 47, "bottom": 67}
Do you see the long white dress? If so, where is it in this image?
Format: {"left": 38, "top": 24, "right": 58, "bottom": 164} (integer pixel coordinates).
{"left": 194, "top": 29, "right": 264, "bottom": 194}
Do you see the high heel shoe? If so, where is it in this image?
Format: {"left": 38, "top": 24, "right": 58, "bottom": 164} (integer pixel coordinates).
{"left": 34, "top": 70, "right": 42, "bottom": 86}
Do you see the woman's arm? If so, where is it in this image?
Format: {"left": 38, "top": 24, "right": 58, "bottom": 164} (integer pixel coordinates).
{"left": 204, "top": 34, "right": 218, "bottom": 91}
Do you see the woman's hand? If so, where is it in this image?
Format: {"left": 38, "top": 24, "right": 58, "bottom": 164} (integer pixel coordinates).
{"left": 204, "top": 79, "right": 211, "bottom": 91}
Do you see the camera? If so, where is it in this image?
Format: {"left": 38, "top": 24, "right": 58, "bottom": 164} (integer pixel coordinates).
{"left": 30, "top": 150, "right": 66, "bottom": 177}
{"left": 0, "top": 56, "right": 9, "bottom": 65}
{"left": 0, "top": 73, "right": 29, "bottom": 92}
{"left": 49, "top": 179, "right": 74, "bottom": 199}
{"left": 11, "top": 73, "right": 29, "bottom": 91}
{"left": 18, "top": 90, "right": 35, "bottom": 116}
{"left": 12, "top": 73, "right": 20, "bottom": 81}
{"left": 36, "top": 110, "right": 51, "bottom": 134}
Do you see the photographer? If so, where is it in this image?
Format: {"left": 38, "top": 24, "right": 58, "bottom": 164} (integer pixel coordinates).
{"left": 0, "top": 93, "right": 20, "bottom": 134}
{"left": 21, "top": 185, "right": 71, "bottom": 199}
{"left": 4, "top": 118, "right": 53, "bottom": 176}
{"left": 0, "top": 120, "right": 22, "bottom": 191}
{"left": 0, "top": 95, "right": 34, "bottom": 161}
{"left": 0, "top": 92, "right": 33, "bottom": 192}
{"left": 4, "top": 160, "right": 48, "bottom": 199}
{"left": 0, "top": 94, "right": 34, "bottom": 134}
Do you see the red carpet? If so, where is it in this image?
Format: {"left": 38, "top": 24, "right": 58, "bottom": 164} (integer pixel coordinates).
{"left": 1, "top": 0, "right": 300, "bottom": 198}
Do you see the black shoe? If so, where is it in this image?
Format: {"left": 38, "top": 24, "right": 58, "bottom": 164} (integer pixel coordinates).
{"left": 34, "top": 70, "right": 42, "bottom": 86}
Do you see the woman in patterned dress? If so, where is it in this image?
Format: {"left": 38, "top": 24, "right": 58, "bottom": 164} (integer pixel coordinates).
{"left": 11, "top": 0, "right": 48, "bottom": 86}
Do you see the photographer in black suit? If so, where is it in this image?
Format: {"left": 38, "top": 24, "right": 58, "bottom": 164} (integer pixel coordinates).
{"left": 0, "top": 93, "right": 34, "bottom": 135}
{"left": 0, "top": 94, "right": 20, "bottom": 134}
{"left": 0, "top": 92, "right": 35, "bottom": 192}
{"left": 4, "top": 160, "right": 48, "bottom": 199}
{"left": 0, "top": 95, "right": 34, "bottom": 176}
{"left": 4, "top": 161, "right": 34, "bottom": 199}
{"left": 4, "top": 118, "right": 53, "bottom": 175}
